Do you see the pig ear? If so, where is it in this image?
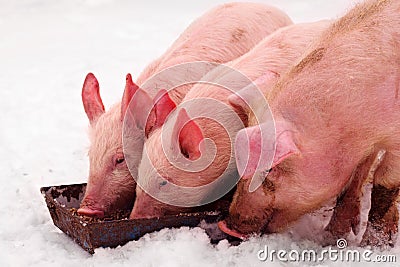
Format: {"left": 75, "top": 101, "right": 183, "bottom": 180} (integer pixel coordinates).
{"left": 82, "top": 73, "right": 105, "bottom": 124}
{"left": 172, "top": 109, "right": 204, "bottom": 160}
{"left": 122, "top": 74, "right": 153, "bottom": 129}
{"left": 121, "top": 74, "right": 139, "bottom": 120}
{"left": 271, "top": 121, "right": 298, "bottom": 168}
{"left": 145, "top": 89, "right": 176, "bottom": 137}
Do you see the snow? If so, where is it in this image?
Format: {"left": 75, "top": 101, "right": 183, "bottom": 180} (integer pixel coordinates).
{"left": 1, "top": 0, "right": 399, "bottom": 266}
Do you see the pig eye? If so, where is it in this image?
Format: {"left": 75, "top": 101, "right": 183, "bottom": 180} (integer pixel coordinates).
{"left": 262, "top": 167, "right": 273, "bottom": 176}
{"left": 115, "top": 157, "right": 125, "bottom": 165}
{"left": 113, "top": 152, "right": 125, "bottom": 166}
{"left": 159, "top": 180, "right": 168, "bottom": 189}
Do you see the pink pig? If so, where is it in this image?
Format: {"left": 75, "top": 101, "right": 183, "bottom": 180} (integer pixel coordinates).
{"left": 130, "top": 20, "right": 330, "bottom": 219}
{"left": 220, "top": 0, "right": 400, "bottom": 247}
{"left": 78, "top": 3, "right": 292, "bottom": 218}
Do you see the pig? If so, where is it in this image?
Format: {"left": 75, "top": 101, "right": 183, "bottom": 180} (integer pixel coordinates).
{"left": 77, "top": 2, "right": 293, "bottom": 218}
{"left": 130, "top": 21, "right": 331, "bottom": 219}
{"left": 220, "top": 0, "right": 400, "bottom": 247}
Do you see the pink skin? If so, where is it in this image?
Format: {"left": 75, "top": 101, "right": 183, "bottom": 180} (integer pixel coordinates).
{"left": 78, "top": 74, "right": 145, "bottom": 217}
{"left": 221, "top": 0, "right": 400, "bottom": 240}
{"left": 78, "top": 3, "right": 293, "bottom": 218}
{"left": 131, "top": 21, "right": 330, "bottom": 219}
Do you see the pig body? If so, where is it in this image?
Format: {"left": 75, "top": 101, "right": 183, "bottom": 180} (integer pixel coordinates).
{"left": 78, "top": 3, "right": 293, "bottom": 217}
{"left": 224, "top": 0, "right": 400, "bottom": 247}
{"left": 131, "top": 21, "right": 330, "bottom": 219}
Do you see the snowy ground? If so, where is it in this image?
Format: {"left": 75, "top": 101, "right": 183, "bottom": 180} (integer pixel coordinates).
{"left": 1, "top": 0, "right": 399, "bottom": 266}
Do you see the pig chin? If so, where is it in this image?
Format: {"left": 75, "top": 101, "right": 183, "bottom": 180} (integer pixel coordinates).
{"left": 228, "top": 206, "right": 306, "bottom": 234}
{"left": 223, "top": 187, "right": 275, "bottom": 235}
{"left": 224, "top": 208, "right": 274, "bottom": 236}
{"left": 130, "top": 193, "right": 194, "bottom": 219}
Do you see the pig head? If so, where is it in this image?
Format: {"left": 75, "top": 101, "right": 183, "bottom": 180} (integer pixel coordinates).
{"left": 220, "top": 116, "right": 353, "bottom": 237}
{"left": 78, "top": 73, "right": 156, "bottom": 217}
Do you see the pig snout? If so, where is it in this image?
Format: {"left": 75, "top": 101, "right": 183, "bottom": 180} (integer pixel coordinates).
{"left": 77, "top": 196, "right": 105, "bottom": 218}
{"left": 130, "top": 187, "right": 194, "bottom": 219}
{"left": 219, "top": 178, "right": 275, "bottom": 237}
{"left": 130, "top": 201, "right": 159, "bottom": 219}
{"left": 218, "top": 220, "right": 248, "bottom": 239}
{"left": 77, "top": 207, "right": 105, "bottom": 218}
{"left": 129, "top": 188, "right": 166, "bottom": 219}
{"left": 78, "top": 178, "right": 136, "bottom": 218}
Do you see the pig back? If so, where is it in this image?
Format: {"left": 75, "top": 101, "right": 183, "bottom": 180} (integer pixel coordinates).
{"left": 135, "top": 3, "right": 293, "bottom": 104}
{"left": 268, "top": 0, "right": 400, "bottom": 140}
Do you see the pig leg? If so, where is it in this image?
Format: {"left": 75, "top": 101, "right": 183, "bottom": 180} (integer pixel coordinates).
{"left": 361, "top": 150, "right": 400, "bottom": 247}
{"left": 361, "top": 186, "right": 399, "bottom": 247}
{"left": 325, "top": 150, "right": 386, "bottom": 240}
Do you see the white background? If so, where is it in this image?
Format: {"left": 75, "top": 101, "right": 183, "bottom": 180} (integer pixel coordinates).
{"left": 1, "top": 0, "right": 398, "bottom": 266}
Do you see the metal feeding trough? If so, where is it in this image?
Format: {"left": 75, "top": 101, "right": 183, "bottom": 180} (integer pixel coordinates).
{"left": 41, "top": 183, "right": 240, "bottom": 254}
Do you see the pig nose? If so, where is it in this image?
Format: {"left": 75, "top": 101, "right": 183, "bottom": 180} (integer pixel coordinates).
{"left": 129, "top": 205, "right": 158, "bottom": 219}
{"left": 130, "top": 190, "right": 162, "bottom": 219}
{"left": 129, "top": 209, "right": 158, "bottom": 219}
{"left": 130, "top": 212, "right": 152, "bottom": 220}
{"left": 218, "top": 220, "right": 248, "bottom": 240}
{"left": 77, "top": 207, "right": 105, "bottom": 218}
